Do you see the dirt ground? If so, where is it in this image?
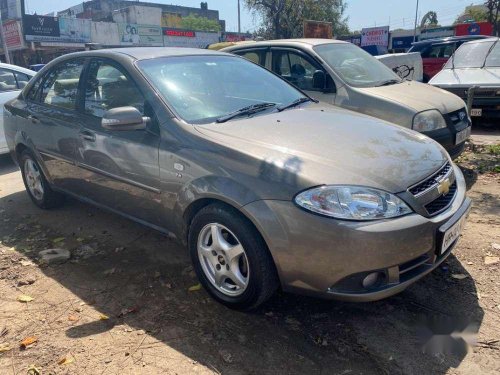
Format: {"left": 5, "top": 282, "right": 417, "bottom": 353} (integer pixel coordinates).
{"left": 0, "top": 136, "right": 499, "bottom": 374}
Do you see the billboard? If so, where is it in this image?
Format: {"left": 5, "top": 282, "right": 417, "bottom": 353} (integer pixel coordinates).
{"left": 455, "top": 22, "right": 493, "bottom": 36}
{"left": 419, "top": 26, "right": 454, "bottom": 40}
{"left": 23, "top": 15, "right": 60, "bottom": 41}
{"left": 59, "top": 18, "right": 91, "bottom": 43}
{"left": 361, "top": 26, "right": 389, "bottom": 47}
{"left": 163, "top": 28, "right": 220, "bottom": 48}
{"left": 303, "top": 20, "right": 333, "bottom": 39}
{"left": 2, "top": 19, "right": 23, "bottom": 49}
{"left": 118, "top": 23, "right": 163, "bottom": 46}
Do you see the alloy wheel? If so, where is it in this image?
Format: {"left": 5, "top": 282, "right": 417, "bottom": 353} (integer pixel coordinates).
{"left": 24, "top": 158, "right": 44, "bottom": 201}
{"left": 197, "top": 223, "right": 250, "bottom": 297}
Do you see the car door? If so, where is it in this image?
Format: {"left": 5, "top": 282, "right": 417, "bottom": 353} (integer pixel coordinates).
{"left": 76, "top": 58, "right": 162, "bottom": 227}
{"left": 0, "top": 68, "right": 25, "bottom": 153}
{"left": 270, "top": 48, "right": 336, "bottom": 103}
{"left": 18, "top": 59, "right": 86, "bottom": 190}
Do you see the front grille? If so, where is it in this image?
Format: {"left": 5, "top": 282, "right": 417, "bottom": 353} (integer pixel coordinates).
{"left": 409, "top": 162, "right": 452, "bottom": 196}
{"left": 447, "top": 108, "right": 468, "bottom": 125}
{"left": 425, "top": 181, "right": 457, "bottom": 215}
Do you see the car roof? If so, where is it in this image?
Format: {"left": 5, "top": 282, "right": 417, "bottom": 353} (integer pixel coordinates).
{"left": 411, "top": 35, "right": 489, "bottom": 46}
{"left": 222, "top": 38, "right": 348, "bottom": 50}
{"left": 462, "top": 36, "right": 499, "bottom": 45}
{"left": 55, "top": 47, "right": 229, "bottom": 61}
{"left": 0, "top": 62, "right": 36, "bottom": 75}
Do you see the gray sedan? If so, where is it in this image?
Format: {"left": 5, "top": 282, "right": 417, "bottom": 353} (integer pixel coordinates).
{"left": 3, "top": 48, "right": 471, "bottom": 309}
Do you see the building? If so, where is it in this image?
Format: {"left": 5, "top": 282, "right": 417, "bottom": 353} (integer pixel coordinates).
{"left": 0, "top": 0, "right": 252, "bottom": 66}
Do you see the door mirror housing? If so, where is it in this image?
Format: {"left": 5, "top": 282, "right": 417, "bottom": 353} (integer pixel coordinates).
{"left": 101, "top": 106, "right": 149, "bottom": 131}
{"left": 312, "top": 70, "right": 336, "bottom": 93}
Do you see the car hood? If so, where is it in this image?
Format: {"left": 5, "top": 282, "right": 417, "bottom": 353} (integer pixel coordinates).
{"left": 356, "top": 80, "right": 465, "bottom": 114}
{"left": 195, "top": 104, "right": 448, "bottom": 194}
{"left": 430, "top": 67, "right": 500, "bottom": 87}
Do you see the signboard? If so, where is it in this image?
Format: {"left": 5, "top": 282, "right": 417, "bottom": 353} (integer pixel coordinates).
{"left": 23, "top": 15, "right": 60, "bottom": 41}
{"left": 303, "top": 20, "right": 333, "bottom": 39}
{"left": 2, "top": 19, "right": 23, "bottom": 49}
{"left": 361, "top": 26, "right": 389, "bottom": 47}
{"left": 59, "top": 18, "right": 91, "bottom": 43}
{"left": 455, "top": 22, "right": 493, "bottom": 36}
{"left": 118, "top": 23, "right": 163, "bottom": 46}
{"left": 163, "top": 29, "right": 220, "bottom": 48}
{"left": 0, "top": 0, "right": 21, "bottom": 21}
{"left": 419, "top": 26, "right": 454, "bottom": 40}
{"left": 391, "top": 36, "right": 414, "bottom": 50}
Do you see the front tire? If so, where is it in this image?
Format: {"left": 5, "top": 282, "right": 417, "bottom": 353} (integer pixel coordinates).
{"left": 188, "top": 203, "right": 279, "bottom": 310}
{"left": 20, "top": 150, "right": 64, "bottom": 209}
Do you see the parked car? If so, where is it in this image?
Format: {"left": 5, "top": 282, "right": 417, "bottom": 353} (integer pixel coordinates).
{"left": 0, "top": 63, "right": 35, "bottom": 155}
{"left": 408, "top": 35, "right": 489, "bottom": 82}
{"left": 223, "top": 39, "right": 471, "bottom": 159}
{"left": 4, "top": 48, "right": 471, "bottom": 310}
{"left": 430, "top": 37, "right": 500, "bottom": 122}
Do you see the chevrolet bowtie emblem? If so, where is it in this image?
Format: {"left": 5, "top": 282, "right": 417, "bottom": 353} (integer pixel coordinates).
{"left": 437, "top": 178, "right": 451, "bottom": 195}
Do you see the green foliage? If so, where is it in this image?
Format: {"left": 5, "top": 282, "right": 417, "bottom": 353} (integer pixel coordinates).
{"left": 486, "top": 144, "right": 500, "bottom": 155}
{"left": 245, "top": 0, "right": 349, "bottom": 39}
{"left": 181, "top": 14, "right": 221, "bottom": 32}
{"left": 421, "top": 11, "right": 439, "bottom": 28}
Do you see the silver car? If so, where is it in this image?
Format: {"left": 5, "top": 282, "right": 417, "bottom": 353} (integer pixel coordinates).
{"left": 4, "top": 48, "right": 471, "bottom": 310}
{"left": 0, "top": 63, "right": 35, "bottom": 154}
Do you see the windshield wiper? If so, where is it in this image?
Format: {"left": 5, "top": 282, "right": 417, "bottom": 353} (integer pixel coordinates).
{"left": 375, "top": 79, "right": 401, "bottom": 87}
{"left": 277, "top": 97, "right": 314, "bottom": 112}
{"left": 216, "top": 102, "right": 276, "bottom": 123}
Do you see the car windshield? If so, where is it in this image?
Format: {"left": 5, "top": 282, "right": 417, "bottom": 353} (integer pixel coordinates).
{"left": 313, "top": 43, "right": 401, "bottom": 88}
{"left": 444, "top": 40, "right": 500, "bottom": 69}
{"left": 137, "top": 55, "right": 306, "bottom": 124}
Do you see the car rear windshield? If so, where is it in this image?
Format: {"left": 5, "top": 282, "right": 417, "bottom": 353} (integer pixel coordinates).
{"left": 444, "top": 40, "right": 500, "bottom": 68}
{"left": 137, "top": 55, "right": 305, "bottom": 124}
{"left": 313, "top": 43, "right": 401, "bottom": 88}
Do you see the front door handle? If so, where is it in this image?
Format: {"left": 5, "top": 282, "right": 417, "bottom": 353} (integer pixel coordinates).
{"left": 79, "top": 130, "right": 96, "bottom": 142}
{"left": 27, "top": 115, "right": 39, "bottom": 124}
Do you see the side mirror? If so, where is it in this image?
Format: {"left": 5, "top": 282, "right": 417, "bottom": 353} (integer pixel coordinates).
{"left": 101, "top": 106, "right": 149, "bottom": 131}
{"left": 312, "top": 70, "right": 336, "bottom": 93}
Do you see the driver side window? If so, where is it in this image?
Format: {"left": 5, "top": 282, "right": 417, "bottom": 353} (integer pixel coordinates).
{"left": 84, "top": 59, "right": 145, "bottom": 118}
{"left": 272, "top": 50, "right": 322, "bottom": 91}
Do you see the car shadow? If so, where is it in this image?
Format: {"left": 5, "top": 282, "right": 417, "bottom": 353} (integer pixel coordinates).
{"left": 0, "top": 187, "right": 484, "bottom": 374}
{"left": 0, "top": 153, "right": 18, "bottom": 175}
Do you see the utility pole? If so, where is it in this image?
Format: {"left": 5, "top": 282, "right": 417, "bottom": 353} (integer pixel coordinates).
{"left": 0, "top": 8, "right": 10, "bottom": 64}
{"left": 237, "top": 0, "right": 241, "bottom": 34}
{"left": 413, "top": 0, "right": 419, "bottom": 43}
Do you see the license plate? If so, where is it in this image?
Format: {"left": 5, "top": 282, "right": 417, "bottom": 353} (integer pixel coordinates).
{"left": 470, "top": 108, "right": 482, "bottom": 117}
{"left": 456, "top": 126, "right": 471, "bottom": 145}
{"left": 441, "top": 215, "right": 467, "bottom": 255}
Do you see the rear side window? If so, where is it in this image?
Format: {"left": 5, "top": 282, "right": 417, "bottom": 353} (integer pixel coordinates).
{"left": 235, "top": 49, "right": 266, "bottom": 66}
{"left": 40, "top": 59, "right": 85, "bottom": 110}
{"left": 14, "top": 72, "right": 31, "bottom": 89}
{"left": 421, "top": 43, "right": 456, "bottom": 58}
{"left": 0, "top": 68, "right": 18, "bottom": 91}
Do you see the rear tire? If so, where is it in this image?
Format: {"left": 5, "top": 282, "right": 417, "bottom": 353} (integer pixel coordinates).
{"left": 188, "top": 203, "right": 279, "bottom": 310}
{"left": 20, "top": 150, "right": 64, "bottom": 209}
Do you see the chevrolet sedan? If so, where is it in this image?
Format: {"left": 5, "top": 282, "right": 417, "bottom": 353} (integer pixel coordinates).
{"left": 4, "top": 48, "right": 471, "bottom": 310}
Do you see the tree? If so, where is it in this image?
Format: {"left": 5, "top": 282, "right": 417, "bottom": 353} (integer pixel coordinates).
{"left": 453, "top": 5, "right": 488, "bottom": 24}
{"left": 486, "top": 0, "right": 500, "bottom": 36}
{"left": 420, "top": 11, "right": 439, "bottom": 29}
{"left": 181, "top": 14, "right": 221, "bottom": 32}
{"left": 245, "top": 0, "right": 349, "bottom": 39}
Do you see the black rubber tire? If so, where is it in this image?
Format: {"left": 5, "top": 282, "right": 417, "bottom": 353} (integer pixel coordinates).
{"left": 188, "top": 203, "right": 279, "bottom": 310}
{"left": 19, "top": 150, "right": 65, "bottom": 209}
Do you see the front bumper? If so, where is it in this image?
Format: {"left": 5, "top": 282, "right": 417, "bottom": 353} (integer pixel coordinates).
{"left": 422, "top": 113, "right": 470, "bottom": 160}
{"left": 242, "top": 168, "right": 470, "bottom": 302}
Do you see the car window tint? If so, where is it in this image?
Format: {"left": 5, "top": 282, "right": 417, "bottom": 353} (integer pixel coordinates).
{"left": 274, "top": 51, "right": 321, "bottom": 91}
{"left": 14, "top": 72, "right": 32, "bottom": 89}
{"left": 0, "top": 69, "right": 18, "bottom": 92}
{"left": 239, "top": 51, "right": 260, "bottom": 64}
{"left": 84, "top": 60, "right": 145, "bottom": 118}
{"left": 40, "top": 60, "right": 84, "bottom": 110}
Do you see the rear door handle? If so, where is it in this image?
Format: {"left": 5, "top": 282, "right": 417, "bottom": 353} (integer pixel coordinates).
{"left": 27, "top": 115, "right": 39, "bottom": 124}
{"left": 79, "top": 130, "right": 96, "bottom": 142}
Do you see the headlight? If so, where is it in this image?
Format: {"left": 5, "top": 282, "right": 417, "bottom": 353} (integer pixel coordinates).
{"left": 295, "top": 186, "right": 412, "bottom": 220}
{"left": 412, "top": 110, "right": 447, "bottom": 132}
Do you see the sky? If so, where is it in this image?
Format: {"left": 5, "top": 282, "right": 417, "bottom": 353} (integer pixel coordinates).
{"left": 25, "top": 0, "right": 487, "bottom": 34}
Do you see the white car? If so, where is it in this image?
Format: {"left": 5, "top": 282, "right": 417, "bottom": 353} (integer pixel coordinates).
{"left": 0, "top": 63, "right": 35, "bottom": 155}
